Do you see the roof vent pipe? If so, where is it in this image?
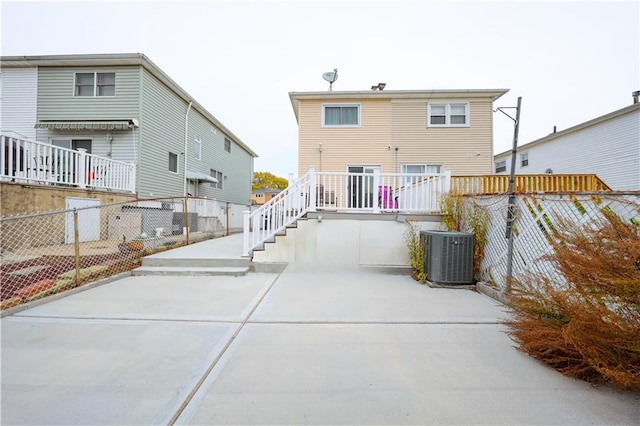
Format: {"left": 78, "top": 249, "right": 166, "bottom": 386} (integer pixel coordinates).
{"left": 633, "top": 91, "right": 640, "bottom": 104}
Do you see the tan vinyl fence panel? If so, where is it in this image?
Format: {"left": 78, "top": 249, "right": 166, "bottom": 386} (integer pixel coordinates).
{"left": 451, "top": 174, "right": 612, "bottom": 194}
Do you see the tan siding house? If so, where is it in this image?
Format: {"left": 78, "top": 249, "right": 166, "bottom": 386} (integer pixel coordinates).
{"left": 290, "top": 89, "right": 508, "bottom": 176}
{"left": 251, "top": 187, "right": 281, "bottom": 205}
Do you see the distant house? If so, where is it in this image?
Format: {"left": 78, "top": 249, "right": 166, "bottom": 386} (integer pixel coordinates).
{"left": 289, "top": 88, "right": 509, "bottom": 177}
{"left": 1, "top": 53, "right": 258, "bottom": 204}
{"left": 251, "top": 187, "right": 281, "bottom": 205}
{"left": 494, "top": 101, "right": 640, "bottom": 190}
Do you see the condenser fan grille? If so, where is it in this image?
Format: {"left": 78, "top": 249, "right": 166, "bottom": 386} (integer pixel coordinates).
{"left": 423, "top": 230, "right": 475, "bottom": 284}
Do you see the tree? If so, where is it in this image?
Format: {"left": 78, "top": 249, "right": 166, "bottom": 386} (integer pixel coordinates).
{"left": 252, "top": 171, "right": 288, "bottom": 191}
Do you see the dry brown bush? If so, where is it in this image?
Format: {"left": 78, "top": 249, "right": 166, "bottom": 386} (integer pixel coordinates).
{"left": 505, "top": 210, "right": 640, "bottom": 391}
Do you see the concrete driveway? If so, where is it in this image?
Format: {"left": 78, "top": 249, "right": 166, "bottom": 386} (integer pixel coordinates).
{"left": 2, "top": 264, "right": 639, "bottom": 425}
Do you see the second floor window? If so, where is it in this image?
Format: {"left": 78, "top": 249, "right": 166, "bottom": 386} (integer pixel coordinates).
{"left": 428, "top": 103, "right": 469, "bottom": 127}
{"left": 520, "top": 152, "right": 529, "bottom": 167}
{"left": 495, "top": 160, "right": 506, "bottom": 173}
{"left": 75, "top": 72, "right": 115, "bottom": 97}
{"left": 323, "top": 104, "right": 360, "bottom": 126}
{"left": 224, "top": 138, "right": 231, "bottom": 153}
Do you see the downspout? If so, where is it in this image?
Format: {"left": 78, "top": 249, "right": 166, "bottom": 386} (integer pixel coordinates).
{"left": 183, "top": 101, "right": 193, "bottom": 197}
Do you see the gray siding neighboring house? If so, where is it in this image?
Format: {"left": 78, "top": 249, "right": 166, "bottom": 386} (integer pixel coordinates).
{"left": 0, "top": 67, "right": 38, "bottom": 140}
{"left": 494, "top": 102, "right": 640, "bottom": 190}
{"left": 0, "top": 53, "right": 257, "bottom": 204}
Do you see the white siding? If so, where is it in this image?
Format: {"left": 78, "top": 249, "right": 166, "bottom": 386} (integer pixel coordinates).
{"left": 0, "top": 68, "right": 37, "bottom": 139}
{"left": 495, "top": 108, "right": 640, "bottom": 190}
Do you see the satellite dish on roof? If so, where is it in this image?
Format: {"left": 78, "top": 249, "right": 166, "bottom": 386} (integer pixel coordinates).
{"left": 322, "top": 68, "right": 338, "bottom": 91}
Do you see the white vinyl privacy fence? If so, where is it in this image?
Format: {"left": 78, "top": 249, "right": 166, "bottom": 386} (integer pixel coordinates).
{"left": 474, "top": 192, "right": 640, "bottom": 291}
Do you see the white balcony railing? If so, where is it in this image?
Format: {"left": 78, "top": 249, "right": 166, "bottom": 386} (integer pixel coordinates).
{"left": 1, "top": 134, "right": 136, "bottom": 192}
{"left": 243, "top": 168, "right": 451, "bottom": 256}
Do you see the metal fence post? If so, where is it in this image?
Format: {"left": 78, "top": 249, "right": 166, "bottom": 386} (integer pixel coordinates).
{"left": 184, "top": 197, "right": 190, "bottom": 245}
{"left": 505, "top": 97, "right": 522, "bottom": 293}
{"left": 73, "top": 209, "right": 81, "bottom": 287}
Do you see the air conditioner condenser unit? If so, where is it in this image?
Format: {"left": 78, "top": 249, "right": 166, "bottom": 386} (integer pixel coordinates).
{"left": 422, "top": 230, "right": 475, "bottom": 285}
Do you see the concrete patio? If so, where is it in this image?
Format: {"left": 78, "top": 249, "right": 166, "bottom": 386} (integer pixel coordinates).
{"left": 1, "top": 235, "right": 639, "bottom": 425}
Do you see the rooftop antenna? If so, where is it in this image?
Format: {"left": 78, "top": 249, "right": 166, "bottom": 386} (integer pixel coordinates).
{"left": 322, "top": 68, "right": 338, "bottom": 91}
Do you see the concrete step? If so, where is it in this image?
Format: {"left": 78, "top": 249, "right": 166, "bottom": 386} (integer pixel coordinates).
{"left": 131, "top": 266, "right": 250, "bottom": 277}
{"left": 141, "top": 257, "right": 251, "bottom": 268}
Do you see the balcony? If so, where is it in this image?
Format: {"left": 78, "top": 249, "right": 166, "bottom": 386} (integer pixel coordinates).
{"left": 1, "top": 134, "right": 136, "bottom": 193}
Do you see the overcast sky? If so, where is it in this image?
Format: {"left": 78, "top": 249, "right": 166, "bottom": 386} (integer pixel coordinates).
{"left": 2, "top": 0, "right": 638, "bottom": 178}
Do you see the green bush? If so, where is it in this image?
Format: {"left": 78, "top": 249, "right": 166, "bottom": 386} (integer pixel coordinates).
{"left": 404, "top": 220, "right": 426, "bottom": 283}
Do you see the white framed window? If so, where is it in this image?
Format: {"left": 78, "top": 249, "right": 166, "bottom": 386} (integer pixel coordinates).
{"left": 495, "top": 160, "right": 506, "bottom": 173}
{"left": 168, "top": 152, "right": 178, "bottom": 173}
{"left": 322, "top": 103, "right": 361, "bottom": 127}
{"left": 520, "top": 152, "right": 529, "bottom": 167}
{"left": 194, "top": 136, "right": 201, "bottom": 160}
{"left": 210, "top": 169, "right": 223, "bottom": 189}
{"left": 224, "top": 137, "right": 231, "bottom": 153}
{"left": 402, "top": 164, "right": 442, "bottom": 185}
{"left": 74, "top": 72, "right": 115, "bottom": 97}
{"left": 402, "top": 164, "right": 442, "bottom": 174}
{"left": 427, "top": 102, "right": 469, "bottom": 127}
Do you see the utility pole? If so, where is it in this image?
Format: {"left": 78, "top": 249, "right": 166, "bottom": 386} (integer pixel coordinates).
{"left": 496, "top": 97, "right": 522, "bottom": 292}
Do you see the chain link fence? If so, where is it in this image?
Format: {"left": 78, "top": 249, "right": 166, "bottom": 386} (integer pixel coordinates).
{"left": 472, "top": 192, "right": 640, "bottom": 291}
{"left": 1, "top": 196, "right": 228, "bottom": 311}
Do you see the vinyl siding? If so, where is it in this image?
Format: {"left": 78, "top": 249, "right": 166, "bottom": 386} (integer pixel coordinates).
{"left": 32, "top": 66, "right": 140, "bottom": 172}
{"left": 139, "top": 68, "right": 186, "bottom": 197}
{"left": 1, "top": 57, "right": 254, "bottom": 200}
{"left": 186, "top": 109, "right": 252, "bottom": 205}
{"left": 495, "top": 108, "right": 640, "bottom": 190}
{"left": 298, "top": 99, "right": 392, "bottom": 174}
{"left": 391, "top": 99, "right": 494, "bottom": 175}
{"left": 139, "top": 68, "right": 252, "bottom": 202}
{"left": 0, "top": 68, "right": 37, "bottom": 139}
{"left": 297, "top": 97, "right": 494, "bottom": 175}
{"left": 32, "top": 129, "right": 137, "bottom": 164}
{"left": 36, "top": 66, "right": 140, "bottom": 120}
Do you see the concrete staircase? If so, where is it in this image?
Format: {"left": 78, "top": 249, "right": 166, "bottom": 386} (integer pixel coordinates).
{"left": 132, "top": 257, "right": 252, "bottom": 277}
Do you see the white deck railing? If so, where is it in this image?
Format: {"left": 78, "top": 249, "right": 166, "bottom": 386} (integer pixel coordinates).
{"left": 243, "top": 168, "right": 451, "bottom": 256}
{"left": 1, "top": 134, "right": 136, "bottom": 192}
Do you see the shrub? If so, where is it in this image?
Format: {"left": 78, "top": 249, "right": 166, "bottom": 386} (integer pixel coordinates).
{"left": 440, "top": 194, "right": 489, "bottom": 279}
{"left": 505, "top": 210, "right": 640, "bottom": 391}
{"left": 404, "top": 220, "right": 426, "bottom": 283}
